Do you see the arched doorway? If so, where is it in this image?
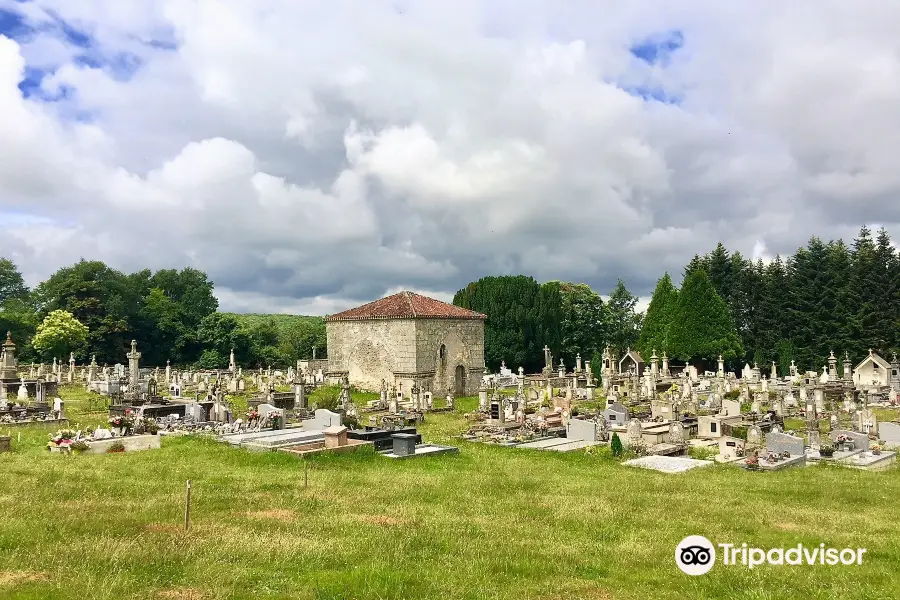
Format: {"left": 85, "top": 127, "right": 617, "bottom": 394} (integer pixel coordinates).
{"left": 454, "top": 364, "right": 466, "bottom": 396}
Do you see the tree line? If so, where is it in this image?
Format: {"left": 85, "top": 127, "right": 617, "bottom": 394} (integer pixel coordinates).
{"left": 3, "top": 224, "right": 895, "bottom": 373}
{"left": 452, "top": 275, "right": 643, "bottom": 375}
{"left": 454, "top": 226, "right": 900, "bottom": 374}
{"left": 0, "top": 259, "right": 325, "bottom": 368}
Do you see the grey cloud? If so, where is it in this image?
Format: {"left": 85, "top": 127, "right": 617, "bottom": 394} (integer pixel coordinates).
{"left": 1, "top": 1, "right": 899, "bottom": 310}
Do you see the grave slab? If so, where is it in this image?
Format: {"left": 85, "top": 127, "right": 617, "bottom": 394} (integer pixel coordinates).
{"left": 838, "top": 450, "right": 897, "bottom": 471}
{"left": 380, "top": 444, "right": 459, "bottom": 459}
{"left": 623, "top": 455, "right": 714, "bottom": 473}
{"left": 545, "top": 439, "right": 601, "bottom": 452}
{"left": 84, "top": 434, "right": 161, "bottom": 454}
{"left": 515, "top": 437, "right": 573, "bottom": 450}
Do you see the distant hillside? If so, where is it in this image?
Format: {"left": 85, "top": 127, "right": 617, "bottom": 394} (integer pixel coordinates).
{"left": 223, "top": 313, "right": 327, "bottom": 361}
{"left": 224, "top": 313, "right": 325, "bottom": 332}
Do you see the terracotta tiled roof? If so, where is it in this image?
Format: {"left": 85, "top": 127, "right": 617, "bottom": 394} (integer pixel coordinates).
{"left": 325, "top": 291, "right": 487, "bottom": 322}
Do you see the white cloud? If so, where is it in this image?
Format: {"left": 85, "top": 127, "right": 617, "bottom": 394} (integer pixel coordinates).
{"left": 1, "top": 0, "right": 900, "bottom": 314}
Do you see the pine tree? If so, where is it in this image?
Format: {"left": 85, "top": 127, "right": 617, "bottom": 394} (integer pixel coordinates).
{"left": 873, "top": 228, "right": 897, "bottom": 353}
{"left": 636, "top": 273, "right": 678, "bottom": 358}
{"left": 611, "top": 432, "right": 624, "bottom": 457}
{"left": 668, "top": 269, "right": 743, "bottom": 365}
{"left": 756, "top": 255, "right": 789, "bottom": 367}
{"left": 823, "top": 240, "right": 856, "bottom": 358}
{"left": 606, "top": 280, "right": 641, "bottom": 356}
{"left": 850, "top": 226, "right": 878, "bottom": 358}
{"left": 787, "top": 238, "right": 831, "bottom": 369}
{"left": 729, "top": 253, "right": 761, "bottom": 364}
{"left": 705, "top": 243, "right": 733, "bottom": 301}
{"left": 684, "top": 254, "right": 705, "bottom": 278}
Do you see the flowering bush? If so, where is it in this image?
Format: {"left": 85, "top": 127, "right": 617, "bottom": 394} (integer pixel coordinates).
{"left": 819, "top": 444, "right": 835, "bottom": 457}
{"left": 745, "top": 454, "right": 760, "bottom": 470}
{"left": 107, "top": 441, "right": 126, "bottom": 453}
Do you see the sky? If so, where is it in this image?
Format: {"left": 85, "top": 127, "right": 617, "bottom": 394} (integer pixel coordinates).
{"left": 1, "top": 1, "right": 899, "bottom": 316}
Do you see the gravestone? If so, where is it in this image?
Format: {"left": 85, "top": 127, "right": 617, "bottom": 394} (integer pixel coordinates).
{"left": 830, "top": 429, "right": 869, "bottom": 451}
{"left": 185, "top": 402, "right": 205, "bottom": 421}
{"left": 747, "top": 425, "right": 763, "bottom": 447}
{"left": 765, "top": 431, "right": 805, "bottom": 456}
{"left": 324, "top": 425, "right": 349, "bottom": 449}
{"left": 52, "top": 398, "right": 65, "bottom": 419}
{"left": 626, "top": 418, "right": 642, "bottom": 446}
{"left": 567, "top": 418, "right": 599, "bottom": 442}
{"left": 392, "top": 433, "right": 417, "bottom": 457}
{"left": 669, "top": 421, "right": 686, "bottom": 444}
{"left": 858, "top": 408, "right": 878, "bottom": 436}
{"left": 602, "top": 402, "right": 629, "bottom": 426}
{"left": 878, "top": 422, "right": 900, "bottom": 448}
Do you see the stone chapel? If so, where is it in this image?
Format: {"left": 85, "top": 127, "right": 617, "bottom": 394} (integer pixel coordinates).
{"left": 325, "top": 291, "right": 486, "bottom": 396}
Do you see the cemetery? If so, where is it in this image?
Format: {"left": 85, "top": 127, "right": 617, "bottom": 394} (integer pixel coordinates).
{"left": 4, "top": 278, "right": 900, "bottom": 598}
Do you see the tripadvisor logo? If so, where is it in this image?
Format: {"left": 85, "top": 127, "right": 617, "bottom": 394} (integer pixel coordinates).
{"left": 676, "top": 536, "right": 716, "bottom": 575}
{"left": 675, "top": 536, "right": 866, "bottom": 575}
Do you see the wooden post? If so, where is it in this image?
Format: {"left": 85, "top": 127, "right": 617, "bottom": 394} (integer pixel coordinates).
{"left": 184, "top": 480, "right": 192, "bottom": 531}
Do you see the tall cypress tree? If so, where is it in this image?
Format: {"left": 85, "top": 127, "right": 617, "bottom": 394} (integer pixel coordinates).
{"left": 668, "top": 269, "right": 743, "bottom": 365}
{"left": 636, "top": 273, "right": 678, "bottom": 358}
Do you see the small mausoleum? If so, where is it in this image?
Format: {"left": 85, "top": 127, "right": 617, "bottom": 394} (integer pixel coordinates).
{"left": 325, "top": 291, "right": 486, "bottom": 396}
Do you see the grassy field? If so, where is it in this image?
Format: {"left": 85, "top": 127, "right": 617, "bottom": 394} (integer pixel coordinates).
{"left": 1, "top": 387, "right": 899, "bottom": 599}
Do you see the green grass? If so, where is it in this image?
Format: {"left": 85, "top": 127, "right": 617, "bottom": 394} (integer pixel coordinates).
{"left": 1, "top": 386, "right": 899, "bottom": 599}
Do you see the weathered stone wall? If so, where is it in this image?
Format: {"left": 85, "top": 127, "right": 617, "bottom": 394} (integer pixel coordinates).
{"left": 415, "top": 318, "right": 485, "bottom": 396}
{"left": 326, "top": 320, "right": 416, "bottom": 392}
{"left": 326, "top": 317, "right": 484, "bottom": 395}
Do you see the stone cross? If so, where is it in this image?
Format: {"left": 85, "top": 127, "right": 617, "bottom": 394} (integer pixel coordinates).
{"left": 126, "top": 340, "right": 141, "bottom": 402}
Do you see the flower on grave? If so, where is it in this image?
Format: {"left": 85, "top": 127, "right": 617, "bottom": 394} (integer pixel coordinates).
{"left": 47, "top": 429, "right": 77, "bottom": 448}
{"left": 246, "top": 409, "right": 259, "bottom": 421}
{"left": 108, "top": 414, "right": 135, "bottom": 429}
{"left": 871, "top": 444, "right": 882, "bottom": 455}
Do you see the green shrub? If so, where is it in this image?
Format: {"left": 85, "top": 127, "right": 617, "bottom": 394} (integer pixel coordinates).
{"left": 724, "top": 389, "right": 741, "bottom": 400}
{"left": 611, "top": 433, "right": 624, "bottom": 457}
{"left": 689, "top": 446, "right": 717, "bottom": 460}
{"left": 731, "top": 426, "right": 748, "bottom": 440}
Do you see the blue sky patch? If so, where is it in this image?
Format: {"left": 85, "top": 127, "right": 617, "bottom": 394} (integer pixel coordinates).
{"left": 0, "top": 7, "right": 31, "bottom": 39}
{"left": 630, "top": 30, "right": 684, "bottom": 66}
{"left": 622, "top": 84, "right": 682, "bottom": 106}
